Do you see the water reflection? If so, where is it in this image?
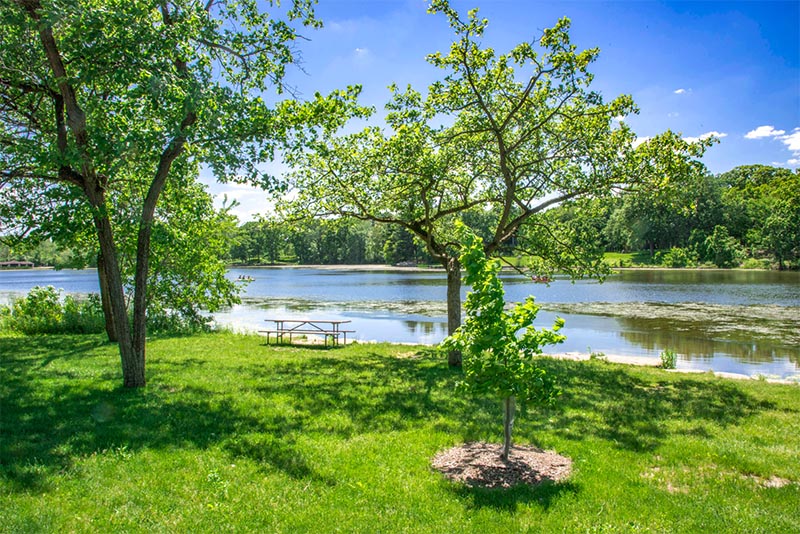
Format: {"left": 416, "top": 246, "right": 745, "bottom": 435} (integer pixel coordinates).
{"left": 403, "top": 320, "right": 448, "bottom": 337}
{"left": 2, "top": 267, "right": 799, "bottom": 378}
{"left": 618, "top": 326, "right": 798, "bottom": 365}
{"left": 208, "top": 296, "right": 800, "bottom": 378}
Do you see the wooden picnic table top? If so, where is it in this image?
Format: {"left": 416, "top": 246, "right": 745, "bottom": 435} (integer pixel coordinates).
{"left": 266, "top": 319, "right": 352, "bottom": 324}
{"left": 264, "top": 319, "right": 353, "bottom": 332}
{"left": 261, "top": 319, "right": 355, "bottom": 346}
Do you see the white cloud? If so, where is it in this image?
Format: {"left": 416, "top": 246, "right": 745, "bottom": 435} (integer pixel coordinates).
{"left": 354, "top": 47, "right": 369, "bottom": 57}
{"left": 780, "top": 128, "right": 800, "bottom": 152}
{"left": 632, "top": 136, "right": 651, "bottom": 148}
{"left": 744, "top": 125, "right": 800, "bottom": 165}
{"left": 745, "top": 125, "right": 786, "bottom": 139}
{"left": 673, "top": 88, "right": 687, "bottom": 95}
{"left": 683, "top": 131, "right": 727, "bottom": 143}
{"left": 327, "top": 20, "right": 361, "bottom": 34}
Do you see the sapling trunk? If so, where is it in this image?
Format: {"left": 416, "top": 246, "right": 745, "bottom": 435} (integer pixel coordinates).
{"left": 502, "top": 396, "right": 516, "bottom": 461}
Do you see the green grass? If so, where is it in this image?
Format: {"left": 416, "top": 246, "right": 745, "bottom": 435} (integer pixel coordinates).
{"left": 603, "top": 251, "right": 656, "bottom": 267}
{"left": 2, "top": 333, "right": 799, "bottom": 532}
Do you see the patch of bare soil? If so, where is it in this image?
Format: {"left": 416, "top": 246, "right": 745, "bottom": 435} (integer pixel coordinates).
{"left": 432, "top": 441, "right": 572, "bottom": 489}
{"left": 749, "top": 474, "right": 793, "bottom": 488}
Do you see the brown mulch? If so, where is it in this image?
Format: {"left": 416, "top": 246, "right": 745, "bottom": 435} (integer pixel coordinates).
{"left": 431, "top": 441, "right": 572, "bottom": 489}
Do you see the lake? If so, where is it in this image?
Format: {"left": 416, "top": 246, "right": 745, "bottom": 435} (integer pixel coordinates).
{"left": 1, "top": 267, "right": 798, "bottom": 378}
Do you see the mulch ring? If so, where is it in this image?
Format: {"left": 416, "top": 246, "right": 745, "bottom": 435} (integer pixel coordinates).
{"left": 431, "top": 441, "right": 572, "bottom": 489}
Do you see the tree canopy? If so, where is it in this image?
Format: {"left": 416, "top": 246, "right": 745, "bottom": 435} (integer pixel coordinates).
{"left": 281, "top": 1, "right": 710, "bottom": 365}
{"left": 1, "top": 0, "right": 362, "bottom": 386}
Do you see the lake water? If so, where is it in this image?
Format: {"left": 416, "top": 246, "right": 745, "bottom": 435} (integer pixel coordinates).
{"left": 1, "top": 267, "right": 798, "bottom": 378}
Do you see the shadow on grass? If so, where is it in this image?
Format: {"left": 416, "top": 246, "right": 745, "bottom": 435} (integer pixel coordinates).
{"left": 534, "top": 358, "right": 775, "bottom": 452}
{"left": 452, "top": 480, "right": 580, "bottom": 512}
{"left": 0, "top": 335, "right": 777, "bottom": 495}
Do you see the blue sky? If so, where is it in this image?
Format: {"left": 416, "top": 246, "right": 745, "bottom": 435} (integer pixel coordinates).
{"left": 206, "top": 0, "right": 800, "bottom": 221}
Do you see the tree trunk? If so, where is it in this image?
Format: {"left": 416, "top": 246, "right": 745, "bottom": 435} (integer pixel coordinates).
{"left": 445, "top": 255, "right": 462, "bottom": 367}
{"left": 93, "top": 211, "right": 144, "bottom": 387}
{"left": 132, "top": 220, "right": 152, "bottom": 379}
{"left": 96, "top": 250, "right": 117, "bottom": 342}
{"left": 502, "top": 396, "right": 516, "bottom": 461}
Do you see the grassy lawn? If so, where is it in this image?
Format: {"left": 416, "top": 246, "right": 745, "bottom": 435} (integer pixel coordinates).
{"left": 603, "top": 251, "right": 656, "bottom": 267}
{"left": 502, "top": 252, "right": 656, "bottom": 270}
{"left": 2, "top": 333, "right": 798, "bottom": 533}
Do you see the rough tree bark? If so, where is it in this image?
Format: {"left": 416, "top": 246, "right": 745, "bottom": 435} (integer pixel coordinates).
{"left": 91, "top": 204, "right": 142, "bottom": 387}
{"left": 96, "top": 251, "right": 117, "bottom": 342}
{"left": 445, "top": 255, "right": 462, "bottom": 367}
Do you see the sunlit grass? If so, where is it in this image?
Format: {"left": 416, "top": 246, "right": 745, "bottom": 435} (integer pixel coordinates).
{"left": 603, "top": 251, "right": 656, "bottom": 267}
{"left": 2, "top": 333, "right": 798, "bottom": 532}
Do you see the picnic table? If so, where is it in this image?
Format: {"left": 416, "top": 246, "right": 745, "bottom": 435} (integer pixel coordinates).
{"left": 259, "top": 319, "right": 354, "bottom": 346}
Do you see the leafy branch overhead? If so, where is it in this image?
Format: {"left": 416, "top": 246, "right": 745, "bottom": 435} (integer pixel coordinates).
{"left": 284, "top": 2, "right": 711, "bottom": 264}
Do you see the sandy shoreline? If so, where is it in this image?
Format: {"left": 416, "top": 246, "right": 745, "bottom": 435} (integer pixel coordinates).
{"left": 546, "top": 351, "right": 799, "bottom": 385}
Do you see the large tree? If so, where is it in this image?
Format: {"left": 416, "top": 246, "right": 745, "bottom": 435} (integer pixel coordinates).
{"left": 0, "top": 169, "right": 240, "bottom": 339}
{"left": 1, "top": 0, "right": 361, "bottom": 386}
{"left": 719, "top": 165, "right": 800, "bottom": 269}
{"left": 282, "top": 1, "right": 709, "bottom": 365}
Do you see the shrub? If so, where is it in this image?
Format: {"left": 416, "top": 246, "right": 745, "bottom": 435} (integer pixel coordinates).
{"left": 147, "top": 309, "right": 213, "bottom": 335}
{"left": 62, "top": 294, "right": 105, "bottom": 334}
{"left": 660, "top": 349, "right": 678, "bottom": 369}
{"left": 2, "top": 286, "right": 104, "bottom": 335}
{"left": 656, "top": 247, "right": 698, "bottom": 268}
{"left": 741, "top": 258, "right": 771, "bottom": 270}
{"left": 7, "top": 286, "right": 64, "bottom": 335}
{"left": 589, "top": 348, "right": 608, "bottom": 361}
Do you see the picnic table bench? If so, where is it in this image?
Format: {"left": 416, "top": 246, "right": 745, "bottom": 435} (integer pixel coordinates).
{"left": 259, "top": 319, "right": 354, "bottom": 346}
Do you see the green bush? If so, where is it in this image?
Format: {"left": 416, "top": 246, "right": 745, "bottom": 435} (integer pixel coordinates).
{"left": 62, "top": 294, "right": 106, "bottom": 334}
{"left": 656, "top": 247, "right": 698, "bottom": 268}
{"left": 660, "top": 349, "right": 678, "bottom": 369}
{"left": 705, "top": 226, "right": 742, "bottom": 268}
{"left": 741, "top": 258, "right": 771, "bottom": 270}
{"left": 146, "top": 309, "right": 213, "bottom": 335}
{"left": 7, "top": 286, "right": 64, "bottom": 334}
{"left": 1, "top": 286, "right": 104, "bottom": 335}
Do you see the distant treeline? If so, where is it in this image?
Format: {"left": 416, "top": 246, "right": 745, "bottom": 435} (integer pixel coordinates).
{"left": 227, "top": 219, "right": 435, "bottom": 266}
{"left": 596, "top": 164, "right": 799, "bottom": 269}
{"left": 225, "top": 165, "right": 799, "bottom": 270}
{"left": 3, "top": 165, "right": 797, "bottom": 270}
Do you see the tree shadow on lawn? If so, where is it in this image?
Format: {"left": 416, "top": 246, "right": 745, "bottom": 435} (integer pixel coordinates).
{"left": 251, "top": 352, "right": 490, "bottom": 438}
{"left": 1, "top": 336, "right": 776, "bottom": 496}
{"left": 533, "top": 358, "right": 776, "bottom": 452}
{"left": 451, "top": 479, "right": 580, "bottom": 512}
{"left": 1, "top": 337, "right": 325, "bottom": 492}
